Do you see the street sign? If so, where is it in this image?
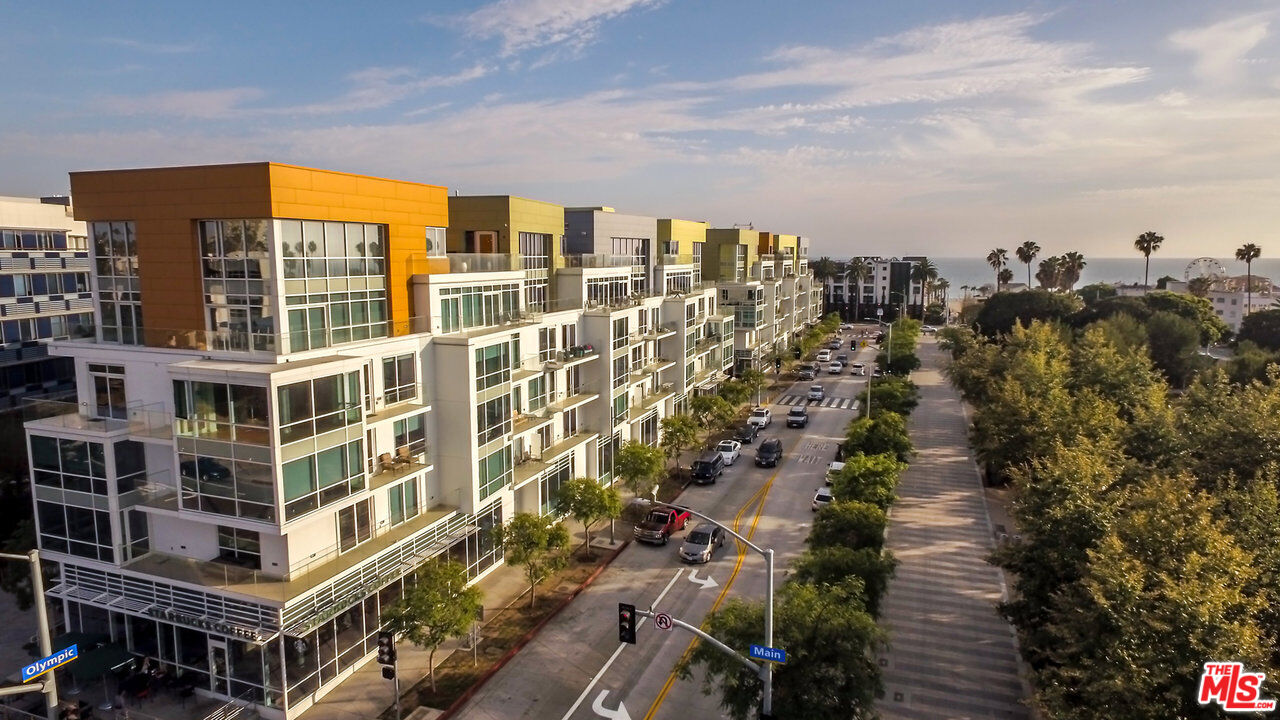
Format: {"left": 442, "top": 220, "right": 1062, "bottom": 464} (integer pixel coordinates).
{"left": 748, "top": 644, "right": 787, "bottom": 664}
{"left": 654, "top": 612, "right": 673, "bottom": 631}
{"left": 876, "top": 307, "right": 883, "bottom": 317}
{"left": 21, "top": 644, "right": 77, "bottom": 683}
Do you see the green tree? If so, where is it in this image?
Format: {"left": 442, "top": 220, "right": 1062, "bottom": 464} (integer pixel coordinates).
{"left": 1179, "top": 367, "right": 1280, "bottom": 487}
{"left": 1133, "top": 230, "right": 1164, "bottom": 292}
{"left": 1142, "top": 290, "right": 1228, "bottom": 345}
{"left": 659, "top": 414, "right": 700, "bottom": 474}
{"left": 997, "top": 266, "right": 1014, "bottom": 289}
{"left": 683, "top": 579, "right": 883, "bottom": 720}
{"left": 1145, "top": 310, "right": 1205, "bottom": 387}
{"left": 1034, "top": 475, "right": 1270, "bottom": 719}
{"left": 909, "top": 258, "right": 939, "bottom": 319}
{"left": 382, "top": 559, "right": 483, "bottom": 692}
{"left": 553, "top": 477, "right": 622, "bottom": 559}
{"left": 1060, "top": 251, "right": 1087, "bottom": 290}
{"left": 613, "top": 440, "right": 666, "bottom": 499}
{"left": 790, "top": 546, "right": 898, "bottom": 617}
{"left": 1075, "top": 282, "right": 1117, "bottom": 305}
{"left": 842, "top": 411, "right": 913, "bottom": 462}
{"left": 740, "top": 367, "right": 768, "bottom": 404}
{"left": 809, "top": 500, "right": 888, "bottom": 552}
{"left": 1227, "top": 340, "right": 1279, "bottom": 384}
{"left": 1237, "top": 308, "right": 1280, "bottom": 351}
{"left": 1237, "top": 242, "right": 1262, "bottom": 320}
{"left": 828, "top": 452, "right": 905, "bottom": 510}
{"left": 845, "top": 258, "right": 871, "bottom": 321}
{"left": 689, "top": 394, "right": 735, "bottom": 431}
{"left": 1016, "top": 241, "right": 1041, "bottom": 289}
{"left": 986, "top": 248, "right": 1008, "bottom": 291}
{"left": 972, "top": 289, "right": 1082, "bottom": 338}
{"left": 865, "top": 376, "right": 920, "bottom": 416}
{"left": 493, "top": 513, "right": 570, "bottom": 609}
{"left": 717, "top": 379, "right": 751, "bottom": 407}
{"left": 1035, "top": 255, "right": 1063, "bottom": 290}
{"left": 809, "top": 256, "right": 839, "bottom": 281}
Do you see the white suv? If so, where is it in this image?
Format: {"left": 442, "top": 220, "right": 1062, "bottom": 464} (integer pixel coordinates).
{"left": 851, "top": 363, "right": 866, "bottom": 376}
{"left": 816, "top": 349, "right": 832, "bottom": 362}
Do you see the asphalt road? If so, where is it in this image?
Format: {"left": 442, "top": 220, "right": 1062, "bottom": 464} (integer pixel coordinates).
{"left": 456, "top": 328, "right": 877, "bottom": 720}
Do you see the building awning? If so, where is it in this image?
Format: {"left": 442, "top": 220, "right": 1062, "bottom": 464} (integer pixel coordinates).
{"left": 69, "top": 643, "right": 134, "bottom": 681}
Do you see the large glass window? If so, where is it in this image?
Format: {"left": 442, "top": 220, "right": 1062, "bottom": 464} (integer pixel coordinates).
{"left": 277, "top": 373, "right": 360, "bottom": 444}
{"left": 31, "top": 436, "right": 107, "bottom": 495}
{"left": 179, "top": 452, "right": 275, "bottom": 522}
{"left": 280, "top": 220, "right": 388, "bottom": 351}
{"left": 539, "top": 457, "right": 573, "bottom": 516}
{"left": 382, "top": 354, "right": 417, "bottom": 404}
{"left": 36, "top": 502, "right": 113, "bottom": 562}
{"left": 478, "top": 446, "right": 512, "bottom": 502}
{"left": 388, "top": 478, "right": 419, "bottom": 527}
{"left": 474, "top": 343, "right": 511, "bottom": 391}
{"left": 337, "top": 499, "right": 372, "bottom": 553}
{"left": 393, "top": 414, "right": 427, "bottom": 459}
{"left": 113, "top": 440, "right": 147, "bottom": 493}
{"left": 437, "top": 282, "right": 520, "bottom": 333}
{"left": 476, "top": 396, "right": 512, "bottom": 445}
{"left": 200, "top": 220, "right": 274, "bottom": 352}
{"left": 89, "top": 363, "right": 127, "bottom": 419}
{"left": 281, "top": 439, "right": 365, "bottom": 521}
{"left": 92, "top": 221, "right": 142, "bottom": 345}
{"left": 174, "top": 381, "right": 269, "bottom": 445}
{"left": 217, "top": 526, "right": 262, "bottom": 570}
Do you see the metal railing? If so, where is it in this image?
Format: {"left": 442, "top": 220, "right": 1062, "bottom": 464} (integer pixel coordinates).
{"left": 563, "top": 253, "right": 633, "bottom": 268}
{"left": 448, "top": 253, "right": 520, "bottom": 273}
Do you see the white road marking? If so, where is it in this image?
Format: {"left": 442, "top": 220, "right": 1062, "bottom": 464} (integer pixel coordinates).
{"left": 559, "top": 568, "right": 684, "bottom": 720}
{"left": 687, "top": 568, "right": 718, "bottom": 589}
{"left": 591, "top": 690, "right": 632, "bottom": 720}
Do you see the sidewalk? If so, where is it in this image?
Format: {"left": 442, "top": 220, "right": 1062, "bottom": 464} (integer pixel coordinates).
{"left": 876, "top": 339, "right": 1031, "bottom": 720}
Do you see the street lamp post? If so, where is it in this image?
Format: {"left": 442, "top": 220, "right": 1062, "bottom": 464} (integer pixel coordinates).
{"left": 0, "top": 550, "right": 57, "bottom": 720}
{"left": 651, "top": 502, "right": 776, "bottom": 717}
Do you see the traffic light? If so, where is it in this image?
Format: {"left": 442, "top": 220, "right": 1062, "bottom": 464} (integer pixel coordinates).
{"left": 618, "top": 603, "right": 637, "bottom": 644}
{"left": 774, "top": 357, "right": 782, "bottom": 371}
{"left": 377, "top": 631, "right": 396, "bottom": 665}
{"left": 382, "top": 666, "right": 396, "bottom": 680}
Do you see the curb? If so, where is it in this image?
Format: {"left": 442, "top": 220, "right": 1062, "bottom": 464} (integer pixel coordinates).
{"left": 435, "top": 539, "right": 631, "bottom": 720}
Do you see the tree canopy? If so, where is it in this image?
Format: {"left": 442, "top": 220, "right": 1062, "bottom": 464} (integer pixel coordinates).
{"left": 382, "top": 559, "right": 483, "bottom": 691}
{"left": 553, "top": 477, "right": 621, "bottom": 558}
{"left": 493, "top": 513, "right": 570, "bottom": 609}
{"left": 973, "top": 289, "right": 1082, "bottom": 338}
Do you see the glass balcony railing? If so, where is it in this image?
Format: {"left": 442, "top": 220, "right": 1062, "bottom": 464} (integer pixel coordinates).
{"left": 563, "top": 253, "right": 632, "bottom": 268}
{"left": 447, "top": 254, "right": 520, "bottom": 273}
{"left": 23, "top": 398, "right": 172, "bottom": 439}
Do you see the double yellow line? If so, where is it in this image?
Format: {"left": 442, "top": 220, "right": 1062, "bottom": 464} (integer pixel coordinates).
{"left": 642, "top": 459, "right": 782, "bottom": 719}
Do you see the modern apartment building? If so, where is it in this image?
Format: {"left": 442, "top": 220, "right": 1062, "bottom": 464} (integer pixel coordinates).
{"left": 22, "top": 162, "right": 815, "bottom": 719}
{"left": 824, "top": 256, "right": 927, "bottom": 321}
{"left": 0, "top": 196, "right": 92, "bottom": 410}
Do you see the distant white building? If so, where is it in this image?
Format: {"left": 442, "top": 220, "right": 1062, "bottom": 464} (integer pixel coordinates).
{"left": 1116, "top": 278, "right": 1273, "bottom": 332}
{"left": 824, "top": 256, "right": 928, "bottom": 321}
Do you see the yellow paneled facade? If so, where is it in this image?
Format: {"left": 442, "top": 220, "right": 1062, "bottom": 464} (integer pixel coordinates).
{"left": 657, "top": 218, "right": 707, "bottom": 264}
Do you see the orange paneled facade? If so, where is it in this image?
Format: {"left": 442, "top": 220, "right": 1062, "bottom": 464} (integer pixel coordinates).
{"left": 69, "top": 162, "right": 449, "bottom": 347}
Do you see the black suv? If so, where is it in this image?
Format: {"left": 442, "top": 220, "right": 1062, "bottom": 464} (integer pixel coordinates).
{"left": 786, "top": 407, "right": 809, "bottom": 428}
{"left": 755, "top": 438, "right": 783, "bottom": 467}
{"left": 733, "top": 423, "right": 760, "bottom": 444}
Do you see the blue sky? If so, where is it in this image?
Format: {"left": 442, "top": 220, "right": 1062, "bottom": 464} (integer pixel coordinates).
{"left": 3, "top": 1, "right": 1279, "bottom": 258}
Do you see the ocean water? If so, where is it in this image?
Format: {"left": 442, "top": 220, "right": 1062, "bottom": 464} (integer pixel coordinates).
{"left": 919, "top": 257, "right": 1280, "bottom": 291}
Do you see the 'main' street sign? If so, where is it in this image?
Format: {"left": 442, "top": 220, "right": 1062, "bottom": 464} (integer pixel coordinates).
{"left": 749, "top": 644, "right": 786, "bottom": 664}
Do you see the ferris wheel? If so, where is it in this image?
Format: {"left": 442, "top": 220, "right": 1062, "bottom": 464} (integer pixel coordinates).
{"left": 1184, "top": 257, "right": 1227, "bottom": 283}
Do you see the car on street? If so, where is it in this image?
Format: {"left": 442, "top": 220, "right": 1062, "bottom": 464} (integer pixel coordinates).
{"left": 850, "top": 362, "right": 866, "bottom": 376}
{"left": 812, "top": 486, "right": 834, "bottom": 511}
{"left": 826, "top": 461, "right": 845, "bottom": 484}
{"left": 755, "top": 437, "right": 784, "bottom": 467}
{"left": 872, "top": 368, "right": 883, "bottom": 378}
{"left": 786, "top": 406, "right": 809, "bottom": 428}
{"left": 922, "top": 325, "right": 939, "bottom": 335}
{"left": 690, "top": 451, "right": 725, "bottom": 484}
{"left": 733, "top": 423, "right": 760, "bottom": 444}
{"left": 827, "top": 339, "right": 842, "bottom": 350}
{"left": 827, "top": 361, "right": 843, "bottom": 375}
{"left": 836, "top": 353, "right": 849, "bottom": 365}
{"left": 807, "top": 384, "right": 825, "bottom": 401}
{"left": 747, "top": 407, "right": 772, "bottom": 428}
{"left": 816, "top": 349, "right": 832, "bottom": 363}
{"left": 678, "top": 523, "right": 726, "bottom": 563}
{"left": 634, "top": 507, "right": 690, "bottom": 545}
{"left": 717, "top": 439, "right": 742, "bottom": 466}
{"left": 797, "top": 364, "right": 816, "bottom": 381}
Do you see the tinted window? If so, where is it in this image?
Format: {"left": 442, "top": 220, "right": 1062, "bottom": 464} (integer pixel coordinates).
{"left": 688, "top": 530, "right": 711, "bottom": 544}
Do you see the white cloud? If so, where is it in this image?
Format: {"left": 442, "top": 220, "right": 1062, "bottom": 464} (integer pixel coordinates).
{"left": 100, "top": 37, "right": 202, "bottom": 54}
{"left": 97, "top": 88, "right": 264, "bottom": 120}
{"left": 1170, "top": 12, "right": 1272, "bottom": 83}
{"left": 453, "top": 0, "right": 665, "bottom": 56}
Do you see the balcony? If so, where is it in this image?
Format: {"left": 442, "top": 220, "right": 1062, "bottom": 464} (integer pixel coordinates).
{"left": 514, "top": 431, "right": 596, "bottom": 486}
{"left": 631, "top": 383, "right": 677, "bottom": 414}
{"left": 630, "top": 357, "right": 676, "bottom": 382}
{"left": 563, "top": 253, "right": 632, "bottom": 268}
{"left": 644, "top": 324, "right": 678, "bottom": 341}
{"left": 512, "top": 407, "right": 554, "bottom": 436}
{"left": 369, "top": 447, "right": 432, "bottom": 490}
{"left": 546, "top": 389, "right": 599, "bottom": 413}
{"left": 448, "top": 253, "right": 520, "bottom": 273}
{"left": 122, "top": 504, "right": 458, "bottom": 604}
{"left": 545, "top": 344, "right": 599, "bottom": 370}
{"left": 24, "top": 399, "right": 173, "bottom": 442}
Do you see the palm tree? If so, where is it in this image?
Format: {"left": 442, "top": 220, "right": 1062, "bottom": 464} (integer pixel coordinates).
{"left": 1016, "top": 241, "right": 1041, "bottom": 290}
{"left": 986, "top": 248, "right": 1009, "bottom": 292}
{"left": 1133, "top": 231, "right": 1164, "bottom": 292}
{"left": 935, "top": 278, "right": 951, "bottom": 322}
{"left": 910, "top": 259, "right": 939, "bottom": 319}
{"left": 811, "top": 256, "right": 838, "bottom": 281}
{"left": 998, "top": 267, "right": 1014, "bottom": 290}
{"left": 1236, "top": 243, "right": 1262, "bottom": 319}
{"left": 1061, "top": 252, "right": 1087, "bottom": 291}
{"left": 1187, "top": 276, "right": 1214, "bottom": 298}
{"left": 845, "top": 258, "right": 870, "bottom": 321}
{"left": 1035, "top": 256, "right": 1062, "bottom": 290}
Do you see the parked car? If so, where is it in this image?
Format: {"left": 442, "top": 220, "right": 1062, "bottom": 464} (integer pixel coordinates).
{"left": 851, "top": 363, "right": 866, "bottom": 376}
{"left": 678, "top": 523, "right": 726, "bottom": 563}
{"left": 786, "top": 406, "right": 809, "bottom": 428}
{"left": 756, "top": 437, "right": 784, "bottom": 467}
{"left": 826, "top": 461, "right": 846, "bottom": 485}
{"left": 716, "top": 440, "right": 742, "bottom": 466}
{"left": 827, "top": 362, "right": 844, "bottom": 375}
{"left": 807, "top": 384, "right": 825, "bottom": 401}
{"left": 827, "top": 339, "right": 842, "bottom": 350}
{"left": 691, "top": 451, "right": 726, "bottom": 484}
{"left": 872, "top": 368, "right": 883, "bottom": 378}
{"left": 816, "top": 349, "right": 832, "bottom": 363}
{"left": 180, "top": 457, "right": 231, "bottom": 482}
{"left": 922, "top": 325, "right": 939, "bottom": 335}
{"left": 812, "top": 486, "right": 834, "bottom": 511}
{"left": 733, "top": 423, "right": 760, "bottom": 444}
{"left": 747, "top": 407, "right": 772, "bottom": 428}
{"left": 634, "top": 507, "right": 690, "bottom": 545}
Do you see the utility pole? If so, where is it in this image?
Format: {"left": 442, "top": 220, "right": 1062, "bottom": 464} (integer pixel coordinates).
{"left": 0, "top": 551, "right": 57, "bottom": 720}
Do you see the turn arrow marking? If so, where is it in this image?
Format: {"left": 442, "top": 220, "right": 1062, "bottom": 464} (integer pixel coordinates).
{"left": 592, "top": 689, "right": 631, "bottom": 720}
{"left": 688, "top": 568, "right": 718, "bottom": 589}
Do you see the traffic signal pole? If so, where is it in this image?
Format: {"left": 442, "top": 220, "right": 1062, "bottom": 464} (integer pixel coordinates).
{"left": 0, "top": 550, "right": 57, "bottom": 720}
{"left": 377, "top": 631, "right": 400, "bottom": 720}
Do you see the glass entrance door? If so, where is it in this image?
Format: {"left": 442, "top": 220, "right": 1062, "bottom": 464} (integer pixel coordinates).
{"left": 209, "top": 641, "right": 231, "bottom": 697}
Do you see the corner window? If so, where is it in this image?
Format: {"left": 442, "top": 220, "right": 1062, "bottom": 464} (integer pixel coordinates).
{"left": 382, "top": 353, "right": 417, "bottom": 404}
{"left": 217, "top": 526, "right": 261, "bottom": 570}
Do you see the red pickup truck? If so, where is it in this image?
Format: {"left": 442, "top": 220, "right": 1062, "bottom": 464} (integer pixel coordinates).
{"left": 634, "top": 507, "right": 691, "bottom": 545}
